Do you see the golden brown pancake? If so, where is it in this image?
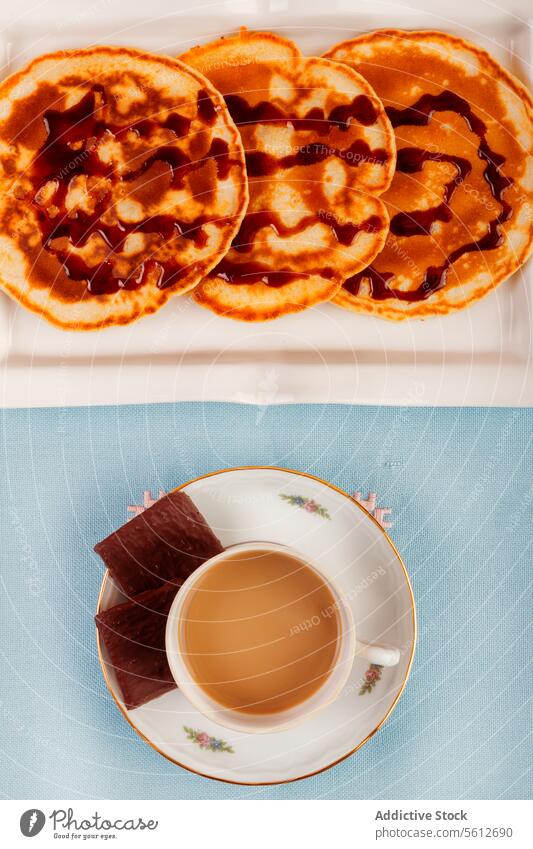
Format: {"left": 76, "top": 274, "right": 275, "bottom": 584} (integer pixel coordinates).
{"left": 180, "top": 31, "right": 395, "bottom": 321}
{"left": 0, "top": 47, "right": 248, "bottom": 330}
{"left": 324, "top": 30, "right": 533, "bottom": 320}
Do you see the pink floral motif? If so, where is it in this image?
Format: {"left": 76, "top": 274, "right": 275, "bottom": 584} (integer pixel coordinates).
{"left": 279, "top": 494, "right": 331, "bottom": 519}
{"left": 359, "top": 663, "right": 383, "bottom": 695}
{"left": 183, "top": 726, "right": 234, "bottom": 753}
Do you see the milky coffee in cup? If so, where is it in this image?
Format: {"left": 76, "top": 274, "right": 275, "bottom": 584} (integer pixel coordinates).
{"left": 178, "top": 546, "right": 341, "bottom": 715}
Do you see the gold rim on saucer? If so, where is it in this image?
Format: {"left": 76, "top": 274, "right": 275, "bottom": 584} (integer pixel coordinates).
{"left": 95, "top": 465, "right": 417, "bottom": 786}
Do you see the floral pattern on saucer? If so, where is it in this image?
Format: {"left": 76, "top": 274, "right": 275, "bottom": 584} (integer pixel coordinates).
{"left": 359, "top": 664, "right": 383, "bottom": 695}
{"left": 184, "top": 726, "right": 234, "bottom": 753}
{"left": 279, "top": 493, "right": 331, "bottom": 519}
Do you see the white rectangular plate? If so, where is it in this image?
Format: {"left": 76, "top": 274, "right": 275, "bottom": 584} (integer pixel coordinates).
{"left": 0, "top": 0, "right": 531, "bottom": 407}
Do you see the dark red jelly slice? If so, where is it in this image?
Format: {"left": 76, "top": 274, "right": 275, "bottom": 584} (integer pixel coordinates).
{"left": 95, "top": 583, "right": 178, "bottom": 710}
{"left": 94, "top": 490, "right": 223, "bottom": 596}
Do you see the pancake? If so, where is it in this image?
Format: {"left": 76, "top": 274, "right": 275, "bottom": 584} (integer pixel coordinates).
{"left": 323, "top": 30, "right": 533, "bottom": 320}
{"left": 0, "top": 47, "right": 248, "bottom": 330}
{"left": 180, "top": 31, "right": 395, "bottom": 321}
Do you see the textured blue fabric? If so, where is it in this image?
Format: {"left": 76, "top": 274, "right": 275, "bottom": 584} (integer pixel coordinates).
{"left": 1, "top": 403, "right": 531, "bottom": 800}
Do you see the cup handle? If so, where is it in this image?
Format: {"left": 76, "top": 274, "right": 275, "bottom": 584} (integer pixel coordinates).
{"left": 356, "top": 640, "right": 400, "bottom": 667}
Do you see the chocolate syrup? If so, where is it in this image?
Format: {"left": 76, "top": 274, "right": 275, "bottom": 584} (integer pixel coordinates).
{"left": 232, "top": 211, "right": 382, "bottom": 252}
{"left": 390, "top": 147, "right": 471, "bottom": 237}
{"left": 209, "top": 213, "right": 381, "bottom": 285}
{"left": 208, "top": 137, "right": 234, "bottom": 180}
{"left": 45, "top": 210, "right": 209, "bottom": 251}
{"left": 343, "top": 267, "right": 395, "bottom": 300}
{"left": 205, "top": 86, "right": 389, "bottom": 287}
{"left": 344, "top": 90, "right": 513, "bottom": 302}
{"left": 225, "top": 93, "right": 379, "bottom": 131}
{"left": 29, "top": 85, "right": 232, "bottom": 295}
{"left": 196, "top": 89, "right": 219, "bottom": 125}
{"left": 245, "top": 138, "right": 388, "bottom": 177}
{"left": 225, "top": 89, "right": 387, "bottom": 175}
{"left": 120, "top": 137, "right": 231, "bottom": 186}
{"left": 113, "top": 111, "right": 191, "bottom": 140}
{"left": 212, "top": 260, "right": 335, "bottom": 287}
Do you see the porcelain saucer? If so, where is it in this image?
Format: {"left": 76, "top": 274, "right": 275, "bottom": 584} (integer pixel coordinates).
{"left": 96, "top": 466, "right": 416, "bottom": 785}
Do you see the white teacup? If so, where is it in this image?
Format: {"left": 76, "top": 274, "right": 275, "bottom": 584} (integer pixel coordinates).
{"left": 165, "top": 542, "right": 400, "bottom": 733}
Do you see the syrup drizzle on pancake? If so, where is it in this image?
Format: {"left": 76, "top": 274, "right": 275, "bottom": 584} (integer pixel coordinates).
{"left": 29, "top": 85, "right": 235, "bottom": 295}
{"left": 210, "top": 211, "right": 383, "bottom": 287}
{"left": 344, "top": 89, "right": 513, "bottom": 302}
{"left": 225, "top": 93, "right": 380, "bottom": 130}
{"left": 389, "top": 147, "right": 471, "bottom": 237}
{"left": 208, "top": 91, "right": 389, "bottom": 287}
{"left": 180, "top": 35, "right": 396, "bottom": 317}
{"left": 245, "top": 139, "right": 388, "bottom": 177}
{"left": 233, "top": 211, "right": 383, "bottom": 251}
{"left": 213, "top": 261, "right": 336, "bottom": 287}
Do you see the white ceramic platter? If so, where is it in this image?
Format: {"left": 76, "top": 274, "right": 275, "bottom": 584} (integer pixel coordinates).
{"left": 0, "top": 0, "right": 531, "bottom": 407}
{"left": 96, "top": 467, "right": 416, "bottom": 784}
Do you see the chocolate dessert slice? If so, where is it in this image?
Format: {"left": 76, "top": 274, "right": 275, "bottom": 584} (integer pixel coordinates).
{"left": 95, "top": 582, "right": 178, "bottom": 710}
{"left": 94, "top": 490, "right": 223, "bottom": 596}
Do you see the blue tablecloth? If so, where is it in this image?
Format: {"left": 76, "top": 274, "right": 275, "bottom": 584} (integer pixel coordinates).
{"left": 1, "top": 403, "right": 531, "bottom": 800}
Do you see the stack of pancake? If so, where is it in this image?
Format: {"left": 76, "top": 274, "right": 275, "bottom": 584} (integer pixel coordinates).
{"left": 0, "top": 29, "right": 531, "bottom": 328}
